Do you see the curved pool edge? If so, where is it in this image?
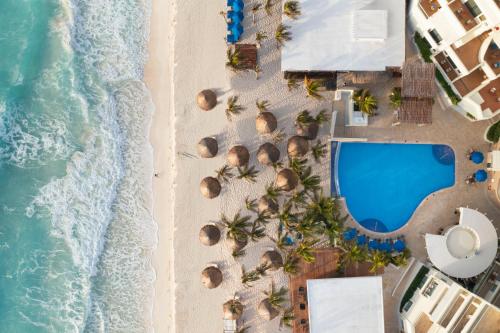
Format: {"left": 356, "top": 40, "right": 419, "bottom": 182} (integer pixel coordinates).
{"left": 332, "top": 141, "right": 457, "bottom": 234}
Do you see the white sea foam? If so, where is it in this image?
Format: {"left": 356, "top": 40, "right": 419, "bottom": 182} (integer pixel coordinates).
{"left": 25, "top": 0, "right": 156, "bottom": 331}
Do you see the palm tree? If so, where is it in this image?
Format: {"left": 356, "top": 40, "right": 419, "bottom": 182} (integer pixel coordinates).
{"left": 215, "top": 165, "right": 234, "bottom": 183}
{"left": 323, "top": 220, "right": 343, "bottom": 247}
{"left": 285, "top": 190, "right": 307, "bottom": 210}
{"left": 283, "top": 1, "right": 301, "bottom": 19}
{"left": 263, "top": 282, "right": 288, "bottom": 309}
{"left": 232, "top": 248, "right": 246, "bottom": 258}
{"left": 311, "top": 140, "right": 327, "bottom": 163}
{"left": 255, "top": 211, "right": 271, "bottom": 225}
{"left": 304, "top": 77, "right": 324, "bottom": 99}
{"left": 226, "top": 47, "right": 243, "bottom": 72}
{"left": 280, "top": 308, "right": 295, "bottom": 328}
{"left": 220, "top": 211, "right": 252, "bottom": 241}
{"left": 237, "top": 165, "right": 259, "bottom": 183}
{"left": 245, "top": 196, "right": 258, "bottom": 212}
{"left": 299, "top": 166, "right": 321, "bottom": 194}
{"left": 251, "top": 3, "right": 262, "bottom": 24}
{"left": 236, "top": 326, "right": 250, "bottom": 333}
{"left": 269, "top": 229, "right": 291, "bottom": 251}
{"left": 294, "top": 239, "right": 317, "bottom": 263}
{"left": 289, "top": 157, "right": 308, "bottom": 178}
{"left": 256, "top": 99, "right": 270, "bottom": 112}
{"left": 389, "top": 87, "right": 402, "bottom": 110}
{"left": 391, "top": 248, "right": 410, "bottom": 267}
{"left": 353, "top": 89, "right": 378, "bottom": 116}
{"left": 283, "top": 253, "right": 299, "bottom": 275}
{"left": 306, "top": 193, "right": 344, "bottom": 226}
{"left": 278, "top": 204, "right": 299, "bottom": 230}
{"left": 296, "top": 110, "right": 315, "bottom": 126}
{"left": 295, "top": 217, "right": 321, "bottom": 239}
{"left": 249, "top": 221, "right": 266, "bottom": 241}
{"left": 368, "top": 250, "right": 389, "bottom": 273}
{"left": 241, "top": 266, "right": 261, "bottom": 286}
{"left": 256, "top": 31, "right": 267, "bottom": 48}
{"left": 264, "top": 0, "right": 273, "bottom": 15}
{"left": 287, "top": 78, "right": 300, "bottom": 91}
{"left": 265, "top": 183, "right": 283, "bottom": 200}
{"left": 255, "top": 262, "right": 271, "bottom": 276}
{"left": 275, "top": 24, "right": 292, "bottom": 49}
{"left": 226, "top": 95, "right": 245, "bottom": 121}
{"left": 342, "top": 244, "right": 367, "bottom": 268}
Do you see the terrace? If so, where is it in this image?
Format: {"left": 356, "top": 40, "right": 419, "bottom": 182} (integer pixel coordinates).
{"left": 419, "top": 0, "right": 441, "bottom": 18}
{"left": 453, "top": 67, "right": 487, "bottom": 96}
{"left": 485, "top": 42, "right": 500, "bottom": 75}
{"left": 452, "top": 30, "right": 490, "bottom": 71}
{"left": 470, "top": 306, "right": 500, "bottom": 333}
{"left": 478, "top": 78, "right": 500, "bottom": 113}
{"left": 435, "top": 51, "right": 459, "bottom": 81}
{"left": 448, "top": 0, "right": 478, "bottom": 31}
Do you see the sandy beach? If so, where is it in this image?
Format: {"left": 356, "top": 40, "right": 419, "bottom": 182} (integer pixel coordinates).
{"left": 145, "top": 0, "right": 176, "bottom": 332}
{"left": 145, "top": 0, "right": 334, "bottom": 331}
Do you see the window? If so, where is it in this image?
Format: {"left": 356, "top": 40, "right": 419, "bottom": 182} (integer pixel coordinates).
{"left": 465, "top": 0, "right": 482, "bottom": 17}
{"left": 428, "top": 29, "right": 443, "bottom": 44}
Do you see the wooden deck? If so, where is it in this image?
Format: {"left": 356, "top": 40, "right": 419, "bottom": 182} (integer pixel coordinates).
{"left": 478, "top": 78, "right": 500, "bottom": 114}
{"left": 289, "top": 248, "right": 342, "bottom": 333}
{"left": 234, "top": 44, "right": 257, "bottom": 70}
{"left": 453, "top": 67, "right": 487, "bottom": 97}
{"left": 435, "top": 52, "right": 459, "bottom": 81}
{"left": 452, "top": 30, "right": 490, "bottom": 71}
{"left": 418, "top": 0, "right": 441, "bottom": 18}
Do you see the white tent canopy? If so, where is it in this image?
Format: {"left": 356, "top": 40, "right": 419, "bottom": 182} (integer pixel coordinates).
{"left": 425, "top": 207, "right": 497, "bottom": 278}
{"left": 307, "top": 277, "right": 385, "bottom": 333}
{"left": 281, "top": 0, "right": 405, "bottom": 72}
{"left": 490, "top": 150, "right": 500, "bottom": 171}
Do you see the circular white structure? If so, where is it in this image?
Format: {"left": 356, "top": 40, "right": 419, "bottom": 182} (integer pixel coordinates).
{"left": 425, "top": 208, "right": 497, "bottom": 278}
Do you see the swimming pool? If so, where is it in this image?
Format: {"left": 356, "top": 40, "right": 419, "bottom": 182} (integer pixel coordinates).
{"left": 333, "top": 142, "right": 455, "bottom": 233}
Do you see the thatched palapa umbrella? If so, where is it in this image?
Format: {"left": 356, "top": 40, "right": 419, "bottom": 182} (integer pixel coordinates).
{"left": 227, "top": 145, "right": 250, "bottom": 167}
{"left": 276, "top": 168, "right": 299, "bottom": 191}
{"left": 260, "top": 250, "right": 283, "bottom": 271}
{"left": 197, "top": 137, "right": 218, "bottom": 158}
{"left": 197, "top": 89, "right": 217, "bottom": 111}
{"left": 296, "top": 122, "right": 319, "bottom": 140}
{"left": 256, "top": 112, "right": 277, "bottom": 134}
{"left": 258, "top": 299, "right": 279, "bottom": 320}
{"left": 200, "top": 177, "right": 221, "bottom": 199}
{"left": 199, "top": 224, "right": 221, "bottom": 246}
{"left": 258, "top": 195, "right": 279, "bottom": 215}
{"left": 287, "top": 135, "right": 309, "bottom": 158}
{"left": 257, "top": 143, "right": 280, "bottom": 166}
{"left": 201, "top": 266, "right": 223, "bottom": 289}
{"left": 223, "top": 299, "right": 243, "bottom": 320}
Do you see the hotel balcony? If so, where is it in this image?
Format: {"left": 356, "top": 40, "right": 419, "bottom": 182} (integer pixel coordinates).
{"left": 419, "top": 0, "right": 441, "bottom": 18}
{"left": 448, "top": 0, "right": 478, "bottom": 31}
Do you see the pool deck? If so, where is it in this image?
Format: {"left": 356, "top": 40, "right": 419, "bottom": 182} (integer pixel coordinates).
{"left": 329, "top": 49, "right": 500, "bottom": 332}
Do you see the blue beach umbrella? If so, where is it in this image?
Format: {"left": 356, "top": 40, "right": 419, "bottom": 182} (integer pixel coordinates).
{"left": 470, "top": 151, "right": 484, "bottom": 164}
{"left": 356, "top": 234, "right": 367, "bottom": 246}
{"left": 343, "top": 228, "right": 357, "bottom": 241}
{"left": 394, "top": 239, "right": 406, "bottom": 252}
{"left": 474, "top": 169, "right": 488, "bottom": 182}
{"left": 368, "top": 239, "right": 379, "bottom": 250}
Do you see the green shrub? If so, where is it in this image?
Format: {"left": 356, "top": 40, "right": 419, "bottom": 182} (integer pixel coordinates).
{"left": 487, "top": 120, "right": 500, "bottom": 143}
{"left": 400, "top": 266, "right": 430, "bottom": 312}
{"left": 414, "top": 32, "right": 432, "bottom": 63}
{"left": 435, "top": 70, "right": 461, "bottom": 105}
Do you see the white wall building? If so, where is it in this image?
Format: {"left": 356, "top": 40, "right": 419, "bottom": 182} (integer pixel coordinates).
{"left": 409, "top": 0, "right": 500, "bottom": 120}
{"left": 401, "top": 267, "right": 500, "bottom": 333}
{"left": 281, "top": 0, "right": 406, "bottom": 72}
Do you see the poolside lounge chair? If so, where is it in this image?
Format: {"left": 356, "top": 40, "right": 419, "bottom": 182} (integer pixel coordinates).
{"left": 368, "top": 239, "right": 379, "bottom": 250}
{"left": 393, "top": 239, "right": 406, "bottom": 252}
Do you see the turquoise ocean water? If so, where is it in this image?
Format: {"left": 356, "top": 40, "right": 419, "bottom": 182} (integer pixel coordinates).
{"left": 0, "top": 0, "right": 156, "bottom": 331}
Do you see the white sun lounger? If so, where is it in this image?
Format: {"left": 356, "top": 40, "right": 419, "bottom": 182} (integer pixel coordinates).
{"left": 223, "top": 319, "right": 237, "bottom": 333}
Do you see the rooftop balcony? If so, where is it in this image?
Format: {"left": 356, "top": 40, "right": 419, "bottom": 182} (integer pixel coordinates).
{"left": 448, "top": 0, "right": 478, "bottom": 31}
{"left": 419, "top": 0, "right": 441, "bottom": 18}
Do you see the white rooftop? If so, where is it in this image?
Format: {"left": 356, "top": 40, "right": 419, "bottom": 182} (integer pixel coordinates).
{"left": 307, "top": 276, "right": 385, "bottom": 333}
{"left": 491, "top": 150, "right": 500, "bottom": 171}
{"left": 425, "top": 207, "right": 498, "bottom": 279}
{"left": 281, "top": 0, "right": 405, "bottom": 72}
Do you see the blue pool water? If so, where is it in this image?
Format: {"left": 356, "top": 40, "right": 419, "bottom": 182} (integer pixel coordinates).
{"left": 334, "top": 142, "right": 455, "bottom": 233}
